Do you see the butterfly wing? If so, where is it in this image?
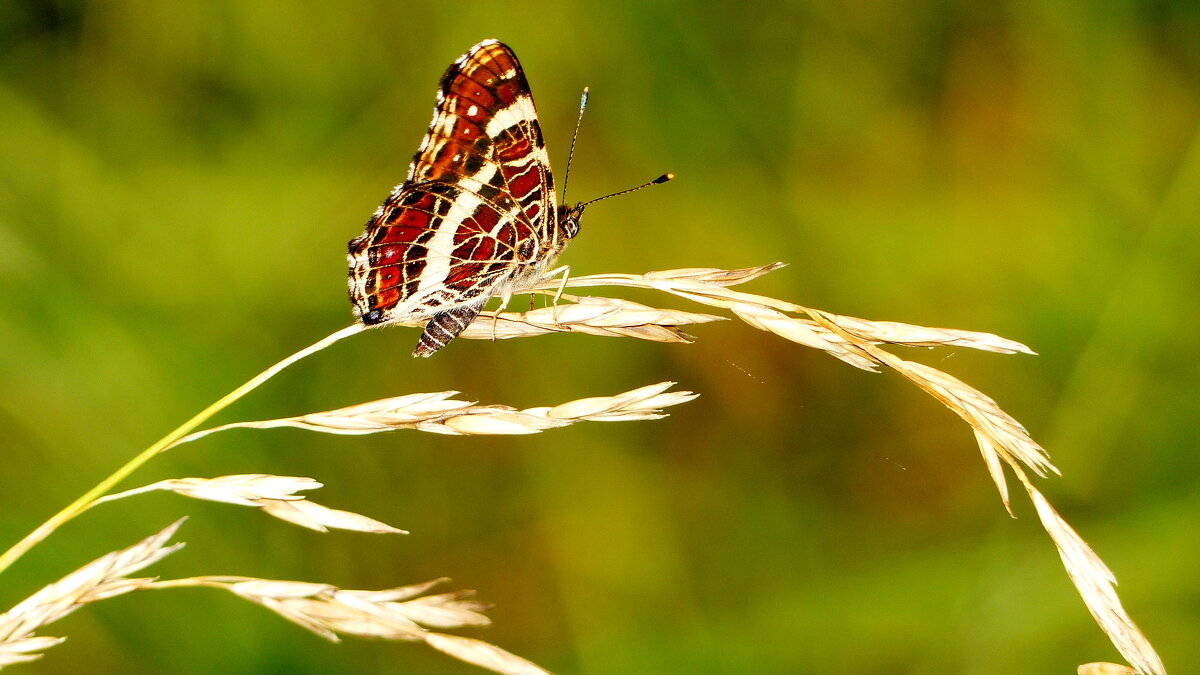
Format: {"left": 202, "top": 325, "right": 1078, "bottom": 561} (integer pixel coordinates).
{"left": 347, "top": 40, "right": 558, "bottom": 340}
{"left": 412, "top": 39, "right": 555, "bottom": 204}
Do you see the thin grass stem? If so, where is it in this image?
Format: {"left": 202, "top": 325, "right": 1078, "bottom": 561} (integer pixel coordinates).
{"left": 0, "top": 324, "right": 363, "bottom": 575}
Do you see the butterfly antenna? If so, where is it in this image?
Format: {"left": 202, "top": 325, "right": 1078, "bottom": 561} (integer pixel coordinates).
{"left": 560, "top": 86, "right": 589, "bottom": 207}
{"left": 577, "top": 172, "right": 675, "bottom": 209}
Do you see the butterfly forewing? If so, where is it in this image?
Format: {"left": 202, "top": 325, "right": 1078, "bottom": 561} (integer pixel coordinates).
{"left": 347, "top": 40, "right": 563, "bottom": 356}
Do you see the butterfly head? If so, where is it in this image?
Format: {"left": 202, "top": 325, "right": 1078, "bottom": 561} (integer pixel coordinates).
{"left": 559, "top": 203, "right": 586, "bottom": 239}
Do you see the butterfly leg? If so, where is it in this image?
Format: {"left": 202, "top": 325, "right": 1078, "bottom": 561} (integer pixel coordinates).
{"left": 413, "top": 301, "right": 486, "bottom": 358}
{"left": 541, "top": 265, "right": 572, "bottom": 328}
{"left": 490, "top": 289, "right": 518, "bottom": 342}
{"left": 541, "top": 265, "right": 572, "bottom": 305}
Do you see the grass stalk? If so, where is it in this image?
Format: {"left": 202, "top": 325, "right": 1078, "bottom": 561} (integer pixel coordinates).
{"left": 0, "top": 324, "right": 363, "bottom": 575}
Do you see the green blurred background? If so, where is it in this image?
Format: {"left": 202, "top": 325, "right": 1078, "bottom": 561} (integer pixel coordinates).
{"left": 1, "top": 1, "right": 1197, "bottom": 673}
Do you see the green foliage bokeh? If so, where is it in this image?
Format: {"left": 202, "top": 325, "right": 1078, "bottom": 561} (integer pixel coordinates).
{"left": 1, "top": 1, "right": 1197, "bottom": 673}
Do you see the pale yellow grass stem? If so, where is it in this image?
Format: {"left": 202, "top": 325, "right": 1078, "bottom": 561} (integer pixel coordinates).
{"left": 0, "top": 324, "right": 363, "bottom": 575}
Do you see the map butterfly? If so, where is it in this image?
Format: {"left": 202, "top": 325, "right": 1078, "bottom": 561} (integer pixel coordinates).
{"left": 347, "top": 39, "right": 668, "bottom": 357}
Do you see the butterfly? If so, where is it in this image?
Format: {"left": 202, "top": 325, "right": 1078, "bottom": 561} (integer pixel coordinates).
{"left": 347, "top": 39, "right": 668, "bottom": 357}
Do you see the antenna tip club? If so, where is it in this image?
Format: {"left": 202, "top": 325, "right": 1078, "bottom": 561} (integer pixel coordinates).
{"left": 654, "top": 173, "right": 675, "bottom": 184}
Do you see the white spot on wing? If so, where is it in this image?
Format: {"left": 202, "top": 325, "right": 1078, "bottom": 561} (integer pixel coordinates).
{"left": 485, "top": 105, "right": 522, "bottom": 137}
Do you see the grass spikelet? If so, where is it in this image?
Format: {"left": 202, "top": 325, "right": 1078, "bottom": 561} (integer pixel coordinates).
{"left": 94, "top": 475, "right": 407, "bottom": 534}
{"left": 1079, "top": 663, "right": 1140, "bottom": 675}
{"left": 0, "top": 520, "right": 186, "bottom": 667}
{"left": 458, "top": 296, "right": 723, "bottom": 344}
{"left": 144, "top": 576, "right": 545, "bottom": 675}
{"left": 171, "top": 382, "right": 697, "bottom": 442}
{"left": 422, "top": 633, "right": 552, "bottom": 675}
{"left": 1030, "top": 489, "right": 1165, "bottom": 675}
